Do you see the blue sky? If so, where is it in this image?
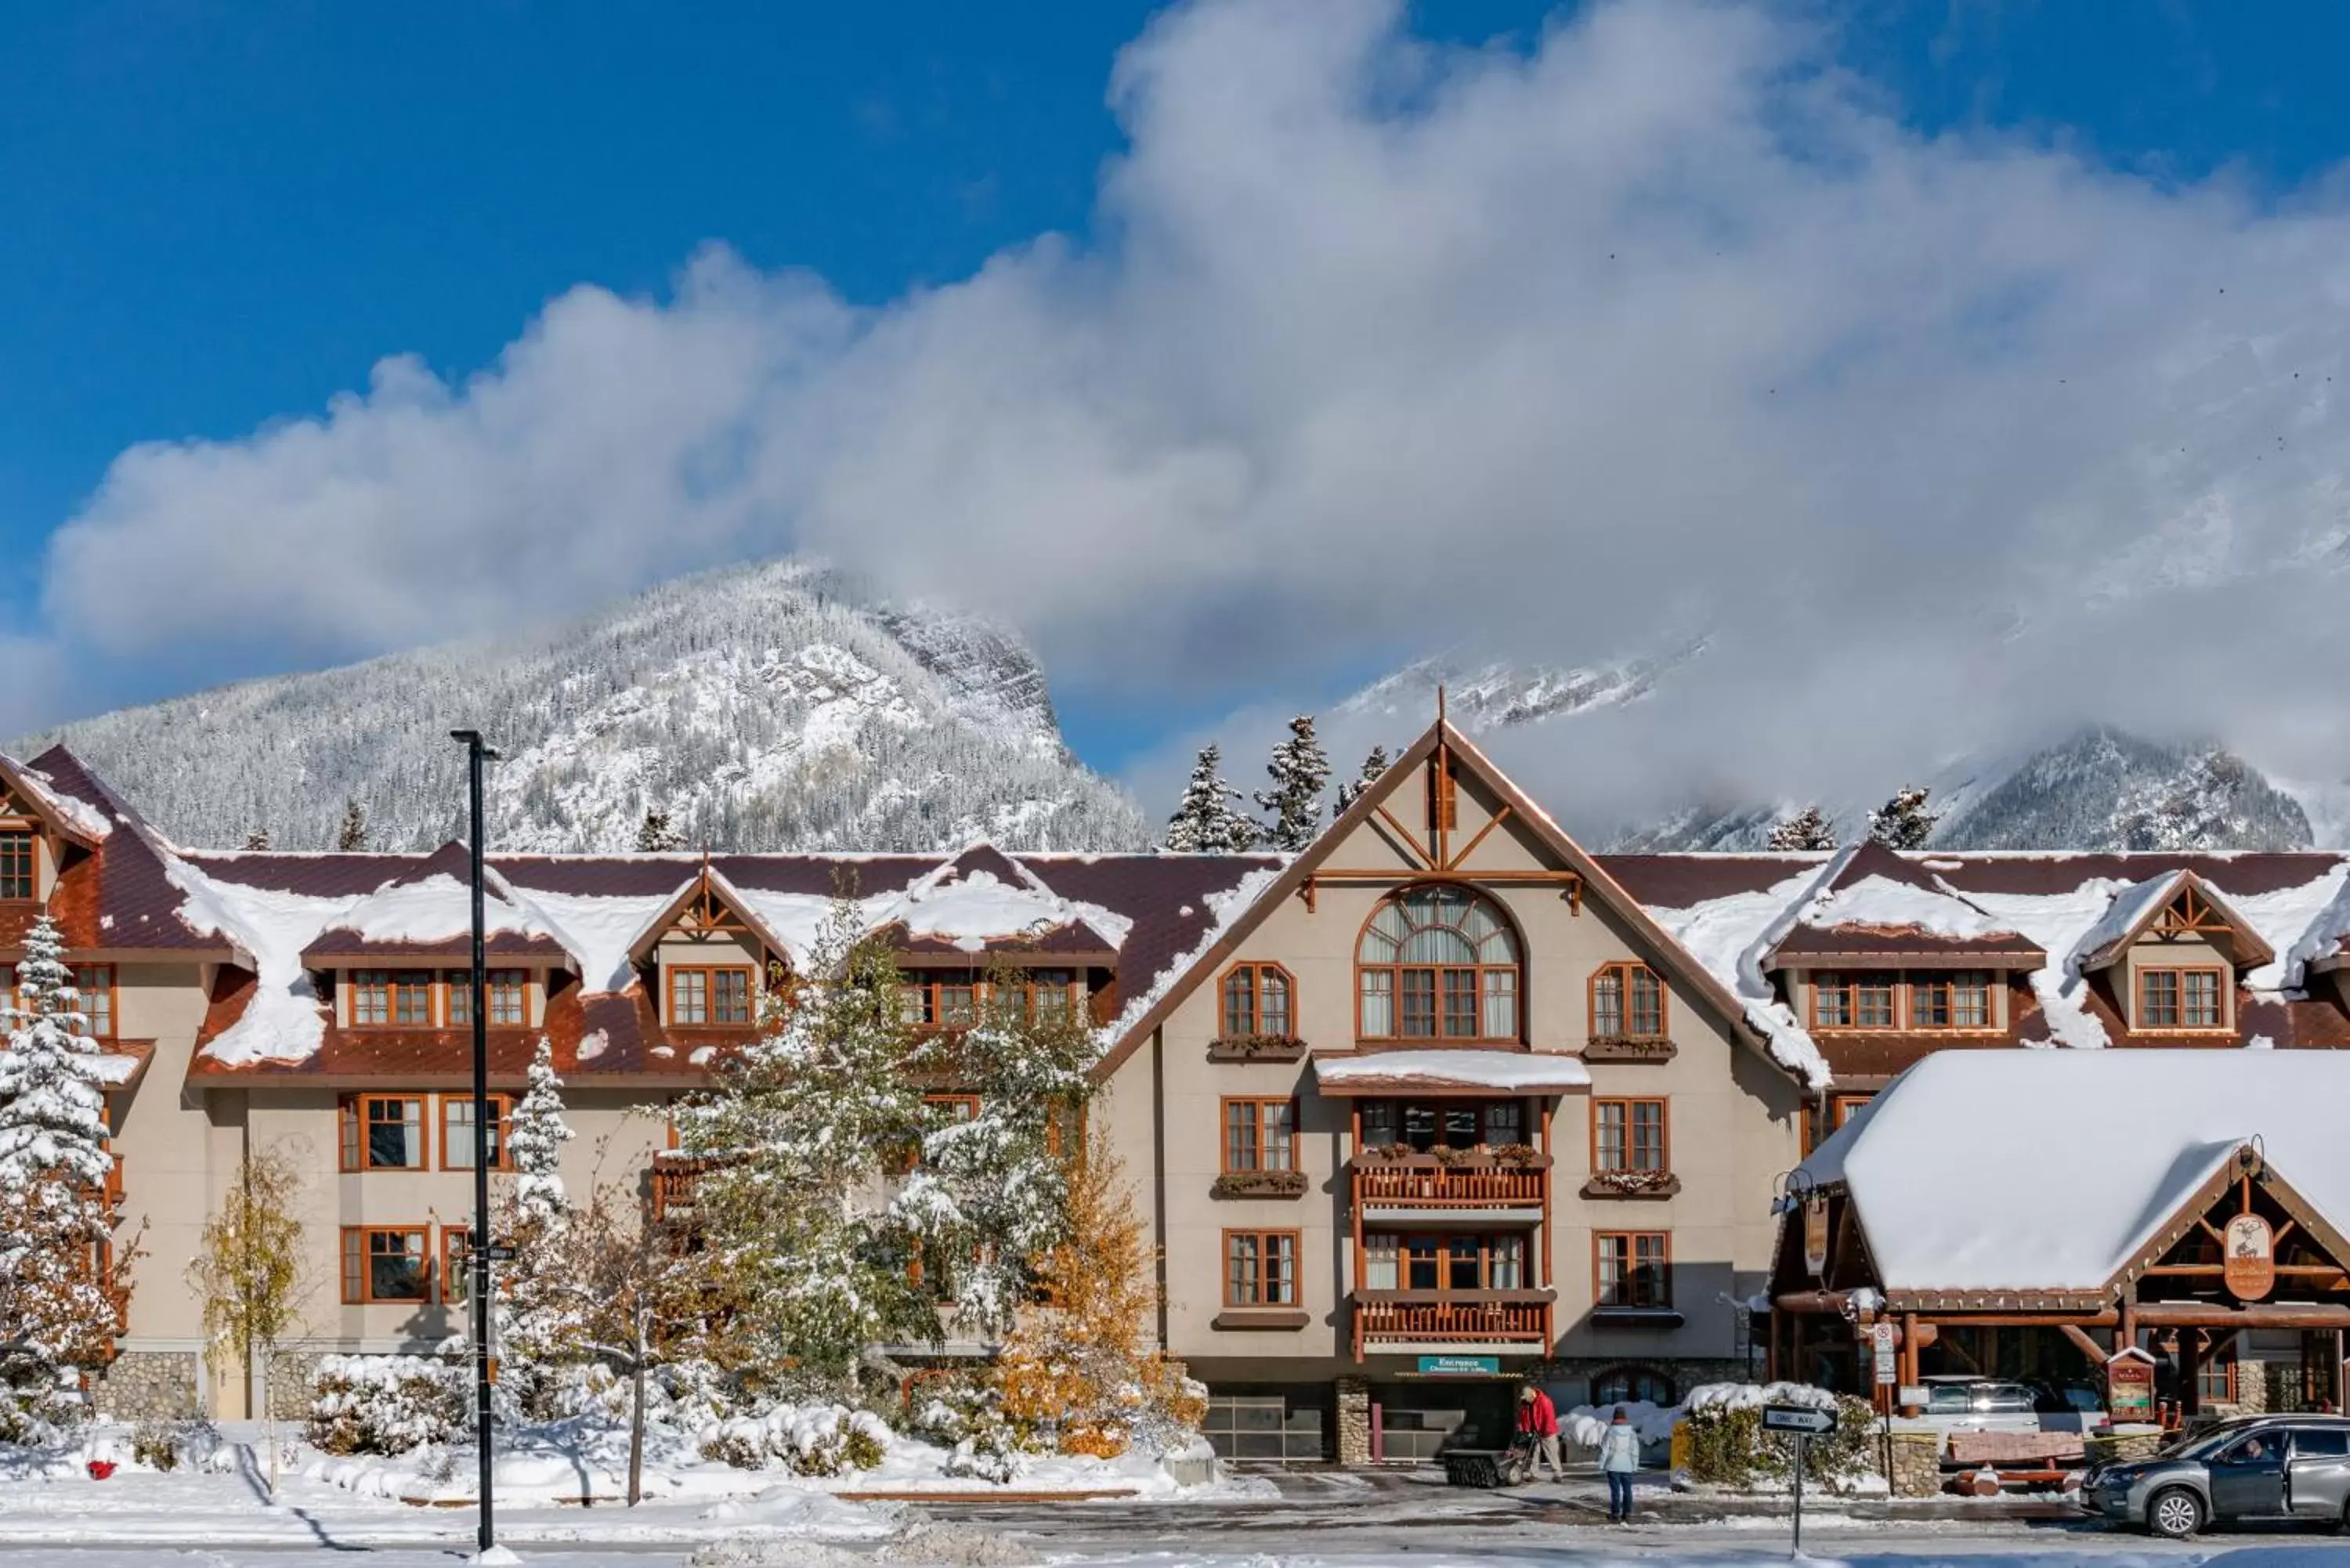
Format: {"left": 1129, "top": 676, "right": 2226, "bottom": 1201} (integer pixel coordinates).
{"left": 7, "top": 1, "right": 2350, "bottom": 791}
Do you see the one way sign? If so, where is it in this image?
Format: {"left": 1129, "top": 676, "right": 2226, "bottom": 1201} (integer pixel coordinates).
{"left": 1759, "top": 1403, "right": 1835, "bottom": 1435}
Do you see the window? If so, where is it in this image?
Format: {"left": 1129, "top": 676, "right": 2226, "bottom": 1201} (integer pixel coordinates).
{"left": 1590, "top": 963, "right": 1666, "bottom": 1040}
{"left": 1592, "top": 1367, "right": 1677, "bottom": 1407}
{"left": 1223, "top": 1098, "right": 1296, "bottom": 1173}
{"left": 340, "top": 1095, "right": 428, "bottom": 1171}
{"left": 1021, "top": 969, "right": 1080, "bottom": 1023}
{"left": 1429, "top": 764, "right": 1457, "bottom": 833}
{"left": 389, "top": 970, "right": 434, "bottom": 1028}
{"left": 2297, "top": 1429, "right": 2350, "bottom": 1458}
{"left": 2139, "top": 967, "right": 2225, "bottom": 1030}
{"left": 1365, "top": 1232, "right": 1524, "bottom": 1291}
{"left": 2198, "top": 1347, "right": 2236, "bottom": 1405}
{"left": 442, "top": 1227, "right": 473, "bottom": 1306}
{"left": 1594, "top": 1099, "right": 1668, "bottom": 1173}
{"left": 1220, "top": 963, "right": 1294, "bottom": 1039}
{"left": 1812, "top": 972, "right": 1897, "bottom": 1031}
{"left": 444, "top": 970, "right": 526, "bottom": 1028}
{"left": 1484, "top": 1100, "right": 1523, "bottom": 1147}
{"left": 0, "top": 829, "right": 32, "bottom": 901}
{"left": 69, "top": 966, "right": 113, "bottom": 1039}
{"left": 1225, "top": 1230, "right": 1299, "bottom": 1307}
{"left": 1357, "top": 886, "right": 1521, "bottom": 1041}
{"left": 340, "top": 1227, "right": 430, "bottom": 1303}
{"left": 351, "top": 970, "right": 392, "bottom": 1028}
{"left": 1911, "top": 971, "right": 1993, "bottom": 1030}
{"left": 1362, "top": 1232, "right": 1398, "bottom": 1290}
{"left": 1832, "top": 1094, "right": 1871, "bottom": 1129}
{"left": 669, "top": 966, "right": 753, "bottom": 1027}
{"left": 1595, "top": 1232, "right": 1671, "bottom": 1309}
{"left": 902, "top": 975, "right": 983, "bottom": 1028}
{"left": 440, "top": 1094, "right": 512, "bottom": 1171}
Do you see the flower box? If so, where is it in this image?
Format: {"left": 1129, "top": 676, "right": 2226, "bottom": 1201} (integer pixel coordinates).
{"left": 1580, "top": 1169, "right": 1681, "bottom": 1200}
{"left": 1206, "top": 1034, "right": 1308, "bottom": 1063}
{"left": 1212, "top": 1169, "right": 1309, "bottom": 1199}
{"left": 1582, "top": 1035, "right": 1678, "bottom": 1063}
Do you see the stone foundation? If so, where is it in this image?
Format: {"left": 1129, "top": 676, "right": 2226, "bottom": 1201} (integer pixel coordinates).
{"left": 1886, "top": 1429, "right": 1943, "bottom": 1498}
{"left": 89, "top": 1351, "right": 200, "bottom": 1422}
{"left": 268, "top": 1349, "right": 333, "bottom": 1422}
{"left": 1335, "top": 1376, "right": 1371, "bottom": 1466}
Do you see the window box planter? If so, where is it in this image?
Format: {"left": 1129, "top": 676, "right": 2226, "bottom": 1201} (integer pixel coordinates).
{"left": 1213, "top": 1169, "right": 1309, "bottom": 1199}
{"left": 1207, "top": 1033, "right": 1308, "bottom": 1062}
{"left": 1581, "top": 1170, "right": 1681, "bottom": 1200}
{"left": 1213, "top": 1308, "right": 1310, "bottom": 1331}
{"left": 1582, "top": 1035, "right": 1677, "bottom": 1063}
{"left": 1590, "top": 1306, "right": 1685, "bottom": 1328}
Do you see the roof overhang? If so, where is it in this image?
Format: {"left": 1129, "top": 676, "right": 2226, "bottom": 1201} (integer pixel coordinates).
{"left": 1311, "top": 1049, "right": 1592, "bottom": 1098}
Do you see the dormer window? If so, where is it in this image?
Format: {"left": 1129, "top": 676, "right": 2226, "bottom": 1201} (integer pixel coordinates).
{"left": 0, "top": 829, "right": 32, "bottom": 901}
{"left": 669, "top": 965, "right": 753, "bottom": 1028}
{"left": 2138, "top": 966, "right": 2225, "bottom": 1031}
{"left": 444, "top": 970, "right": 526, "bottom": 1028}
{"left": 1812, "top": 972, "right": 1896, "bottom": 1031}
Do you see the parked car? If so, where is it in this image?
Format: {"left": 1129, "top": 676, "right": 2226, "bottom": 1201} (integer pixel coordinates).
{"left": 1911, "top": 1377, "right": 2045, "bottom": 1434}
{"left": 2081, "top": 1415, "right": 2350, "bottom": 1538}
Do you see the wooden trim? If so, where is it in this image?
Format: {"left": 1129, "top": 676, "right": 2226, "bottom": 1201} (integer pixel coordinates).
{"left": 1352, "top": 882, "right": 1525, "bottom": 1045}
{"left": 1218, "top": 1095, "right": 1299, "bottom": 1176}
{"left": 339, "top": 1224, "right": 432, "bottom": 1305}
{"left": 1216, "top": 960, "right": 1296, "bottom": 1039}
{"left": 1807, "top": 970, "right": 1903, "bottom": 1033}
{"left": 1587, "top": 961, "right": 1668, "bottom": 1045}
{"left": 339, "top": 1093, "right": 429, "bottom": 1172}
{"left": 1589, "top": 1096, "right": 1670, "bottom": 1178}
{"left": 1539, "top": 1100, "right": 1553, "bottom": 1291}
{"left": 1447, "top": 805, "right": 1514, "bottom": 870}
{"left": 667, "top": 963, "right": 756, "bottom": 1028}
{"left": 1593, "top": 1229, "right": 1672, "bottom": 1310}
{"left": 2134, "top": 965, "right": 2230, "bottom": 1032}
{"left": 1223, "top": 1228, "right": 1303, "bottom": 1309}
{"left": 1212, "top": 1308, "right": 1309, "bottom": 1331}
{"left": 1371, "top": 806, "right": 1435, "bottom": 871}
{"left": 436, "top": 1092, "right": 513, "bottom": 1172}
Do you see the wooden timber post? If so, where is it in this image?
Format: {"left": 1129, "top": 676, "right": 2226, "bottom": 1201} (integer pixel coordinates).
{"left": 2181, "top": 1330, "right": 2203, "bottom": 1418}
{"left": 1900, "top": 1313, "right": 1922, "bottom": 1408}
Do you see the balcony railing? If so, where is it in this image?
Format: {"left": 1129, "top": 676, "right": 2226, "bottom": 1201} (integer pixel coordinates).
{"left": 1351, "top": 1152, "right": 1549, "bottom": 1210}
{"left": 650, "top": 1152, "right": 724, "bottom": 1224}
{"left": 1351, "top": 1290, "right": 1553, "bottom": 1357}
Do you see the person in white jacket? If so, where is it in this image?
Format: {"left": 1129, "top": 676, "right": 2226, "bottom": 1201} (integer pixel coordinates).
{"left": 1598, "top": 1407, "right": 1641, "bottom": 1523}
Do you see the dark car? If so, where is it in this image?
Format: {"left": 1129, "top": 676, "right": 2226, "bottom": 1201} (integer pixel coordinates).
{"left": 2082, "top": 1416, "right": 2350, "bottom": 1538}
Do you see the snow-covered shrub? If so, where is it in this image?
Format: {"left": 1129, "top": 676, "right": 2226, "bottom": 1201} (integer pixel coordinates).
{"left": 130, "top": 1417, "right": 220, "bottom": 1472}
{"left": 903, "top": 1371, "right": 1036, "bottom": 1484}
{"left": 1676, "top": 1383, "right": 1876, "bottom": 1492}
{"left": 306, "top": 1356, "right": 465, "bottom": 1455}
{"left": 696, "top": 1403, "right": 891, "bottom": 1476}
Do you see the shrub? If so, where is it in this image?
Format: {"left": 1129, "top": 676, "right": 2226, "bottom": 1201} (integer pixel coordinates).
{"left": 695, "top": 1403, "right": 893, "bottom": 1476}
{"left": 306, "top": 1356, "right": 465, "bottom": 1456}
{"left": 1678, "top": 1384, "right": 1877, "bottom": 1492}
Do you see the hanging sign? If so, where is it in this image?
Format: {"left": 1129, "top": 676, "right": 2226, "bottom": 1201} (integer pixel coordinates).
{"left": 2223, "top": 1213, "right": 2276, "bottom": 1302}
{"left": 1871, "top": 1321, "right": 1898, "bottom": 1386}
{"left": 1803, "top": 1198, "right": 1831, "bottom": 1279}
{"left": 2106, "top": 1348, "right": 2157, "bottom": 1421}
{"left": 1416, "top": 1354, "right": 1500, "bottom": 1377}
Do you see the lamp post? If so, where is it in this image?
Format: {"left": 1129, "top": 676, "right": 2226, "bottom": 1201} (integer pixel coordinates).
{"left": 450, "top": 729, "right": 498, "bottom": 1559}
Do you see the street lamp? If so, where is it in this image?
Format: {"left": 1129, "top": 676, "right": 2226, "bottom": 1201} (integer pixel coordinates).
{"left": 449, "top": 730, "right": 501, "bottom": 1562}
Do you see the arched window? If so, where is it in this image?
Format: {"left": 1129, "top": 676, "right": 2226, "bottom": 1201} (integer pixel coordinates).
{"left": 1589, "top": 1365, "right": 1676, "bottom": 1408}
{"left": 1221, "top": 963, "right": 1294, "bottom": 1039}
{"left": 1356, "top": 886, "right": 1521, "bottom": 1042}
{"left": 1590, "top": 962, "right": 1666, "bottom": 1041}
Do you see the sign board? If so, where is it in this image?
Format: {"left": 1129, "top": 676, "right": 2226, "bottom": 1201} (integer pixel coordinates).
{"left": 2106, "top": 1347, "right": 2157, "bottom": 1420}
{"left": 1416, "top": 1354, "right": 1500, "bottom": 1377}
{"left": 483, "top": 1244, "right": 519, "bottom": 1263}
{"left": 1803, "top": 1198, "right": 1831, "bottom": 1278}
{"left": 1871, "top": 1321, "right": 1898, "bottom": 1386}
{"left": 2224, "top": 1213, "right": 2276, "bottom": 1302}
{"left": 1759, "top": 1403, "right": 1836, "bottom": 1436}
{"left": 1898, "top": 1385, "right": 1928, "bottom": 1407}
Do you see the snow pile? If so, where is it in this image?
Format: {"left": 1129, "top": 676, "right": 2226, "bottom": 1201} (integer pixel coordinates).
{"left": 1562, "top": 1398, "right": 1677, "bottom": 1447}
{"left": 697, "top": 1404, "right": 893, "bottom": 1476}
{"left": 1647, "top": 862, "right": 1838, "bottom": 1089}
{"left": 306, "top": 1356, "right": 466, "bottom": 1456}
{"left": 333, "top": 870, "right": 559, "bottom": 947}
{"left": 1107, "top": 864, "right": 1285, "bottom": 1041}
{"left": 1683, "top": 1380, "right": 1838, "bottom": 1414}
{"left": 163, "top": 857, "right": 352, "bottom": 1064}
{"left": 1799, "top": 874, "right": 2012, "bottom": 939}
{"left": 876, "top": 861, "right": 1133, "bottom": 953}
{"left": 11, "top": 764, "right": 111, "bottom": 841}
{"left": 1314, "top": 1049, "right": 1590, "bottom": 1092}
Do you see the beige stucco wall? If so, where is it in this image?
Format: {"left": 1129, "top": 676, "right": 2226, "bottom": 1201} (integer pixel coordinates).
{"left": 2120, "top": 932, "right": 2236, "bottom": 1031}
{"left": 109, "top": 960, "right": 218, "bottom": 1354}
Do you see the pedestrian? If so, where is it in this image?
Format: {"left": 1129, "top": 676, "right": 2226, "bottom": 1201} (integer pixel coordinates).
{"left": 1599, "top": 1406, "right": 1641, "bottom": 1523}
{"left": 1516, "top": 1383, "right": 1564, "bottom": 1482}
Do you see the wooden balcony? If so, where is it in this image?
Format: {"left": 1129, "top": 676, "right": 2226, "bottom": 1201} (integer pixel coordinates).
{"left": 1351, "top": 1152, "right": 1549, "bottom": 1215}
{"left": 1351, "top": 1290, "right": 1553, "bottom": 1358}
{"left": 650, "top": 1152, "right": 724, "bottom": 1224}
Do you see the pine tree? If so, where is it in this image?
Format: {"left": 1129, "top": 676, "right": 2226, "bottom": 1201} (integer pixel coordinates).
{"left": 1253, "top": 716, "right": 1330, "bottom": 852}
{"left": 891, "top": 956, "right": 1097, "bottom": 1341}
{"left": 633, "top": 807, "right": 685, "bottom": 853}
{"left": 678, "top": 905, "right": 934, "bottom": 1379}
{"left": 996, "top": 1131, "right": 1204, "bottom": 1458}
{"left": 0, "top": 916, "right": 135, "bottom": 1427}
{"left": 334, "top": 798, "right": 370, "bottom": 852}
{"left": 241, "top": 827, "right": 273, "bottom": 852}
{"left": 1162, "top": 745, "right": 1260, "bottom": 853}
{"left": 494, "top": 1037, "right": 578, "bottom": 1411}
{"left": 1333, "top": 746, "right": 1390, "bottom": 813}
{"left": 1766, "top": 805, "right": 1838, "bottom": 851}
{"left": 186, "top": 1146, "right": 306, "bottom": 1489}
{"left": 1867, "top": 786, "right": 1940, "bottom": 851}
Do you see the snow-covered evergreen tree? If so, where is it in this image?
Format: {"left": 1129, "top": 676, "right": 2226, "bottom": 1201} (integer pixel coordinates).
{"left": 633, "top": 807, "right": 685, "bottom": 853}
{"left": 241, "top": 827, "right": 273, "bottom": 851}
{"left": 677, "top": 907, "right": 933, "bottom": 1378}
{"left": 1766, "top": 805, "right": 1837, "bottom": 851}
{"left": 1867, "top": 786, "right": 1940, "bottom": 850}
{"left": 493, "top": 1039, "right": 578, "bottom": 1411}
{"left": 892, "top": 959, "right": 1097, "bottom": 1341}
{"left": 334, "top": 798, "right": 370, "bottom": 852}
{"left": 0, "top": 916, "right": 130, "bottom": 1425}
{"left": 1253, "top": 716, "right": 1329, "bottom": 851}
{"left": 1332, "top": 746, "right": 1390, "bottom": 813}
{"left": 1162, "top": 745, "right": 1260, "bottom": 853}
{"left": 508, "top": 1038, "right": 573, "bottom": 1230}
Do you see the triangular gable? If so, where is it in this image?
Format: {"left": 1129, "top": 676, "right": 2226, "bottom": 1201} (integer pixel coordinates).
{"left": 624, "top": 859, "right": 794, "bottom": 968}
{"left": 1094, "top": 717, "right": 1810, "bottom": 1086}
{"left": 0, "top": 751, "right": 104, "bottom": 850}
{"left": 2106, "top": 1143, "right": 2350, "bottom": 1299}
{"left": 2080, "top": 869, "right": 2276, "bottom": 974}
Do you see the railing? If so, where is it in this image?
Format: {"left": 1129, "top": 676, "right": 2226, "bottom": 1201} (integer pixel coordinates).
{"left": 650, "top": 1153, "right": 723, "bottom": 1223}
{"left": 1352, "top": 1291, "right": 1552, "bottom": 1357}
{"left": 1352, "top": 1155, "right": 1548, "bottom": 1209}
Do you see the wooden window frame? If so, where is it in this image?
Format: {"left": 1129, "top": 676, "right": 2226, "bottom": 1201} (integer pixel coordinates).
{"left": 667, "top": 964, "right": 754, "bottom": 1029}
{"left": 1428, "top": 762, "right": 1459, "bottom": 833}
{"left": 1354, "top": 886, "right": 1523, "bottom": 1046}
{"left": 1589, "top": 961, "right": 1668, "bottom": 1042}
{"left": 1220, "top": 1097, "right": 1298, "bottom": 1175}
{"left": 339, "top": 1225, "right": 432, "bottom": 1305}
{"left": 2137, "top": 966, "right": 2228, "bottom": 1031}
{"left": 1593, "top": 1230, "right": 1672, "bottom": 1310}
{"left": 1373, "top": 1231, "right": 1529, "bottom": 1293}
{"left": 1224, "top": 1229, "right": 1301, "bottom": 1308}
{"left": 349, "top": 969, "right": 392, "bottom": 1028}
{"left": 443, "top": 969, "right": 528, "bottom": 1029}
{"left": 1908, "top": 970, "right": 1996, "bottom": 1032}
{"left": 70, "top": 964, "right": 117, "bottom": 1040}
{"left": 2197, "top": 1347, "right": 2237, "bottom": 1404}
{"left": 442, "top": 1226, "right": 473, "bottom": 1306}
{"left": 1809, "top": 971, "right": 1901, "bottom": 1033}
{"left": 338, "top": 1093, "right": 430, "bottom": 1172}
{"left": 0, "top": 826, "right": 35, "bottom": 902}
{"left": 438, "top": 1093, "right": 514, "bottom": 1172}
{"left": 1591, "top": 1097, "right": 1670, "bottom": 1175}
{"left": 389, "top": 969, "right": 435, "bottom": 1028}
{"left": 902, "top": 974, "right": 986, "bottom": 1031}
{"left": 1218, "top": 962, "right": 1296, "bottom": 1039}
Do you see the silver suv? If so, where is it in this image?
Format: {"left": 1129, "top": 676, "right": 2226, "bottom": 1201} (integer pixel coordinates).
{"left": 2082, "top": 1417, "right": 2350, "bottom": 1538}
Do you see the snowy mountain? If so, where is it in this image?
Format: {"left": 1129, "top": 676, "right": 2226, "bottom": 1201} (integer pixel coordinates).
{"left": 17, "top": 562, "right": 1149, "bottom": 854}
{"left": 1335, "top": 644, "right": 1705, "bottom": 731}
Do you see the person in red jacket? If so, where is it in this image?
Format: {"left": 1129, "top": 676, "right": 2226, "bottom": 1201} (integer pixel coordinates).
{"left": 1516, "top": 1383, "right": 1564, "bottom": 1481}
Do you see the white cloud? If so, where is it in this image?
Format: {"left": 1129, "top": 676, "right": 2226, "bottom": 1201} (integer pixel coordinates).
{"left": 20, "top": 0, "right": 2350, "bottom": 817}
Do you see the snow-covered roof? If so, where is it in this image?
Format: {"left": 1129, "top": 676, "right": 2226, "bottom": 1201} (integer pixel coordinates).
{"left": 1312, "top": 1049, "right": 1593, "bottom": 1096}
{"left": 1795, "top": 1050, "right": 2350, "bottom": 1293}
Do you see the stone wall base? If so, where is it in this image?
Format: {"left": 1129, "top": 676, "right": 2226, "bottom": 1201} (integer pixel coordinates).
{"left": 89, "top": 1351, "right": 201, "bottom": 1422}
{"left": 1335, "top": 1375, "right": 1370, "bottom": 1466}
